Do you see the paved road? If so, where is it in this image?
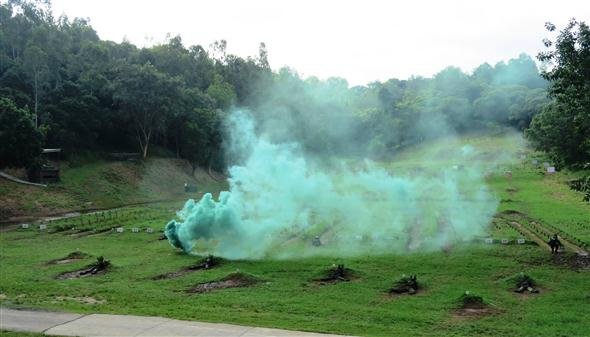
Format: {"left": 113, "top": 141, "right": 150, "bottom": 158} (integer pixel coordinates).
{"left": 0, "top": 308, "right": 357, "bottom": 337}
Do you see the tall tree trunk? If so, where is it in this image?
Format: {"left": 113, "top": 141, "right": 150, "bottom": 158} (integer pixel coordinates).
{"left": 175, "top": 134, "right": 180, "bottom": 159}
{"left": 34, "top": 71, "right": 38, "bottom": 128}
{"left": 141, "top": 129, "right": 151, "bottom": 159}
{"left": 142, "top": 143, "right": 149, "bottom": 159}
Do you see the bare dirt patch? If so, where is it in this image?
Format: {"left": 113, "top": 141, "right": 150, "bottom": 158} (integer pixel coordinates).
{"left": 186, "top": 272, "right": 260, "bottom": 293}
{"left": 453, "top": 307, "right": 497, "bottom": 318}
{"left": 452, "top": 292, "right": 498, "bottom": 319}
{"left": 71, "top": 227, "right": 117, "bottom": 238}
{"left": 551, "top": 253, "right": 590, "bottom": 270}
{"left": 152, "top": 255, "right": 222, "bottom": 280}
{"left": 47, "top": 251, "right": 89, "bottom": 265}
{"left": 54, "top": 296, "right": 106, "bottom": 305}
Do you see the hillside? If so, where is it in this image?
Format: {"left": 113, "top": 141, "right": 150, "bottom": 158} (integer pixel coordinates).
{"left": 0, "top": 158, "right": 227, "bottom": 223}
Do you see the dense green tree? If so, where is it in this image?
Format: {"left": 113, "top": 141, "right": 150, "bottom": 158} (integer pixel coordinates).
{"left": 493, "top": 53, "right": 547, "bottom": 88}
{"left": 179, "top": 108, "right": 223, "bottom": 173}
{"left": 0, "top": 97, "right": 42, "bottom": 168}
{"left": 207, "top": 74, "right": 236, "bottom": 109}
{"left": 527, "top": 19, "right": 590, "bottom": 166}
{"left": 113, "top": 63, "right": 184, "bottom": 158}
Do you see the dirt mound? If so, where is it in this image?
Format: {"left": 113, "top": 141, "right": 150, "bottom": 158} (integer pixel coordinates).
{"left": 454, "top": 307, "right": 495, "bottom": 318}
{"left": 186, "top": 272, "right": 260, "bottom": 293}
{"left": 498, "top": 209, "right": 526, "bottom": 216}
{"left": 453, "top": 292, "right": 497, "bottom": 318}
{"left": 152, "top": 255, "right": 223, "bottom": 280}
{"left": 54, "top": 296, "right": 106, "bottom": 305}
{"left": 47, "top": 251, "right": 89, "bottom": 265}
{"left": 457, "top": 292, "right": 487, "bottom": 309}
{"left": 56, "top": 256, "right": 111, "bottom": 280}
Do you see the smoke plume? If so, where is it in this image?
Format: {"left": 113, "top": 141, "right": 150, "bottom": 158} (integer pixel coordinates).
{"left": 165, "top": 109, "right": 501, "bottom": 259}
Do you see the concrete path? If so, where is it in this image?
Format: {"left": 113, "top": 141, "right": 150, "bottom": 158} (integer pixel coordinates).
{"left": 0, "top": 308, "right": 357, "bottom": 337}
{"left": 0, "top": 171, "right": 46, "bottom": 187}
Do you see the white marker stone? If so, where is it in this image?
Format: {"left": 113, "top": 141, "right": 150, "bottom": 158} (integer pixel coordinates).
{"left": 39, "top": 224, "right": 47, "bottom": 230}
{"left": 116, "top": 227, "right": 124, "bottom": 233}
{"left": 485, "top": 238, "right": 493, "bottom": 244}
{"left": 21, "top": 223, "right": 29, "bottom": 229}
{"left": 547, "top": 166, "right": 556, "bottom": 174}
{"left": 501, "top": 239, "right": 509, "bottom": 244}
{"left": 517, "top": 238, "right": 525, "bottom": 244}
{"left": 131, "top": 227, "right": 139, "bottom": 233}
{"left": 146, "top": 228, "right": 154, "bottom": 233}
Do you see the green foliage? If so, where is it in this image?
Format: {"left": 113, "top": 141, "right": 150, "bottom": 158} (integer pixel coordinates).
{"left": 178, "top": 108, "right": 223, "bottom": 171}
{"left": 0, "top": 1, "right": 240, "bottom": 167}
{"left": 113, "top": 62, "right": 184, "bottom": 158}
{"left": 512, "top": 273, "right": 537, "bottom": 288}
{"left": 528, "top": 19, "right": 590, "bottom": 167}
{"left": 206, "top": 74, "right": 236, "bottom": 109}
{"left": 0, "top": 97, "right": 42, "bottom": 168}
{"left": 0, "top": 0, "right": 551, "bottom": 172}
{"left": 568, "top": 175, "right": 590, "bottom": 202}
{"left": 456, "top": 291, "right": 486, "bottom": 309}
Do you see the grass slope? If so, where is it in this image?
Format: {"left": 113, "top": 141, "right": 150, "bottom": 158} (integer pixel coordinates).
{"left": 1, "top": 132, "right": 588, "bottom": 337}
{"left": 0, "top": 158, "right": 226, "bottom": 222}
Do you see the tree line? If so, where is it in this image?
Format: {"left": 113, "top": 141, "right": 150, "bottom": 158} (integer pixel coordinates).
{"left": 0, "top": 0, "right": 587, "bottom": 172}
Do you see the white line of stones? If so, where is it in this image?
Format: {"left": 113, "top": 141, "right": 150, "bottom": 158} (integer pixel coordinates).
{"left": 18, "top": 223, "right": 530, "bottom": 244}
{"left": 19, "top": 223, "right": 154, "bottom": 233}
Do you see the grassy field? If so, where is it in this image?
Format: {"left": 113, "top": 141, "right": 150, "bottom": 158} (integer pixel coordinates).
{"left": 1, "top": 133, "right": 589, "bottom": 337}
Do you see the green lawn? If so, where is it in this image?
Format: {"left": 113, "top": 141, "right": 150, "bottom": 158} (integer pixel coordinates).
{"left": 1, "top": 133, "right": 588, "bottom": 337}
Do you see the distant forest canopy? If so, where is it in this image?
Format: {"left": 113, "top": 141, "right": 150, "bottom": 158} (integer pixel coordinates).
{"left": 2, "top": 0, "right": 577, "bottom": 172}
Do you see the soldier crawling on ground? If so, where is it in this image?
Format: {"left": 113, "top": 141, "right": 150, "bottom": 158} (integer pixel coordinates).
{"left": 514, "top": 274, "right": 539, "bottom": 294}
{"left": 80, "top": 256, "right": 110, "bottom": 275}
{"left": 548, "top": 234, "right": 562, "bottom": 254}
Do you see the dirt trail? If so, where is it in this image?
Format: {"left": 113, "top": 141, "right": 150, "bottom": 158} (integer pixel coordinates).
{"left": 0, "top": 171, "right": 46, "bottom": 187}
{"left": 508, "top": 221, "right": 551, "bottom": 251}
{"left": 508, "top": 221, "right": 588, "bottom": 256}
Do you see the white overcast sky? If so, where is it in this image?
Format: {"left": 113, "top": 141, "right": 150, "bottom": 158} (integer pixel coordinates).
{"left": 51, "top": 0, "right": 588, "bottom": 86}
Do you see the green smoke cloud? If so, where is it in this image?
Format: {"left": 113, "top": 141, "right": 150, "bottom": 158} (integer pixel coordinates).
{"left": 165, "top": 109, "right": 500, "bottom": 259}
